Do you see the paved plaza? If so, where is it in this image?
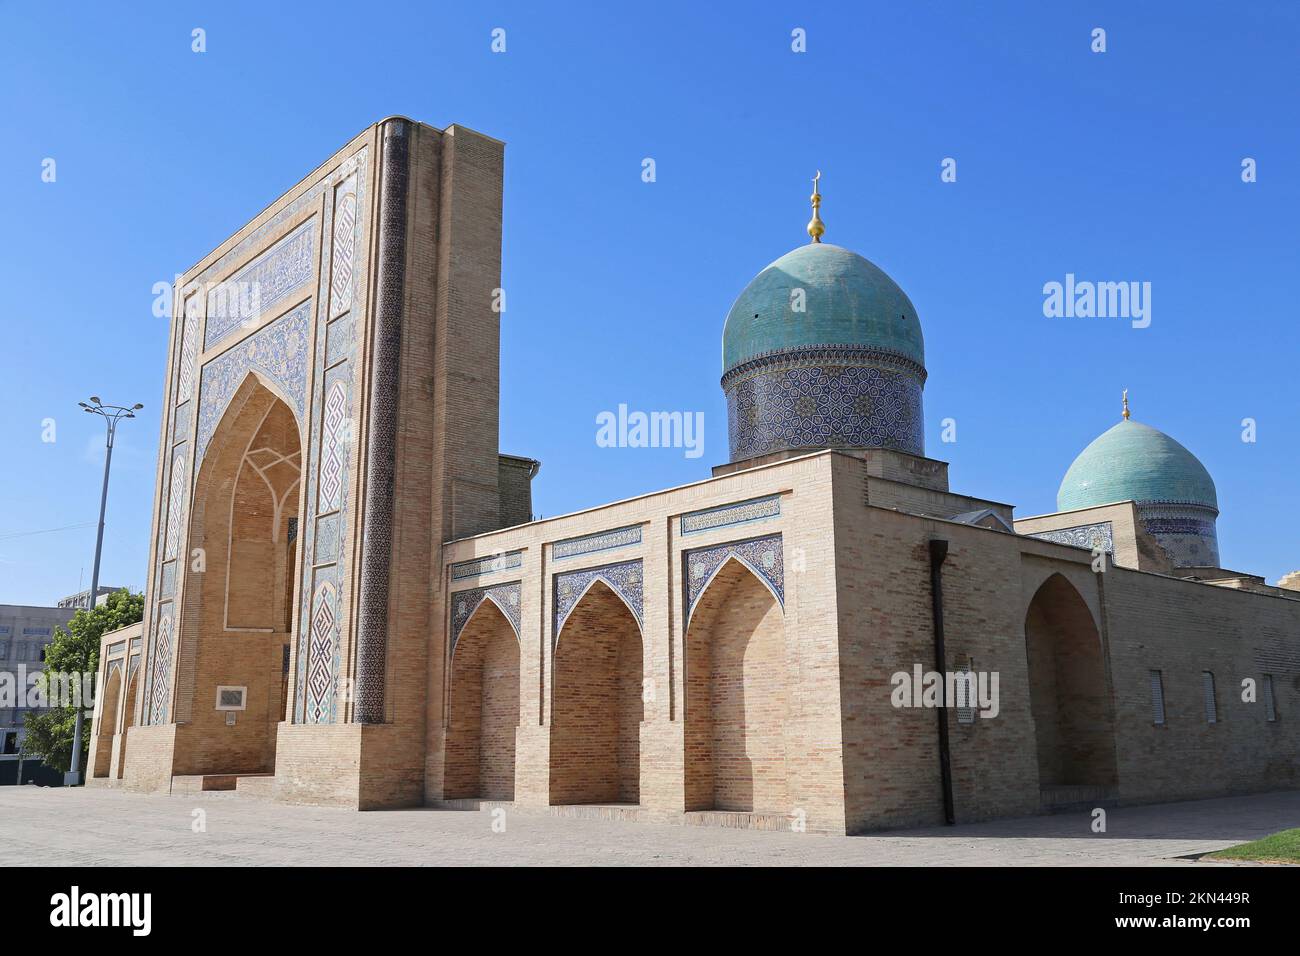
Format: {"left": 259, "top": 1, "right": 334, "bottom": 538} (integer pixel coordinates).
{"left": 2, "top": 786, "right": 1297, "bottom": 866}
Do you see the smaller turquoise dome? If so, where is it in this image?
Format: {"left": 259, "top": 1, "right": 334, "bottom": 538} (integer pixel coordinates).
{"left": 722, "top": 243, "right": 924, "bottom": 373}
{"left": 1058, "top": 420, "right": 1218, "bottom": 513}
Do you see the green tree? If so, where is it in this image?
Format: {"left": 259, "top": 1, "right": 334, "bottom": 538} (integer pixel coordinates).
{"left": 22, "top": 588, "right": 144, "bottom": 772}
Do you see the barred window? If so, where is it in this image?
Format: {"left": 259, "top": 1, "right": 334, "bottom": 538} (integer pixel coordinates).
{"left": 1202, "top": 671, "right": 1218, "bottom": 724}
{"left": 1263, "top": 674, "right": 1277, "bottom": 722}
{"left": 955, "top": 658, "right": 976, "bottom": 725}
{"left": 1149, "top": 669, "right": 1166, "bottom": 725}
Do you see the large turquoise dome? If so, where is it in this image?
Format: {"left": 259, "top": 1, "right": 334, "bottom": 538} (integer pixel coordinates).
{"left": 721, "top": 242, "right": 927, "bottom": 462}
{"left": 722, "top": 243, "right": 924, "bottom": 374}
{"left": 1058, "top": 420, "right": 1217, "bottom": 512}
{"left": 1058, "top": 418, "right": 1220, "bottom": 568}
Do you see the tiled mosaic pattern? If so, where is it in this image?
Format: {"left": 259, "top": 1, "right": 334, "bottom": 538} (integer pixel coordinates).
{"left": 450, "top": 582, "right": 522, "bottom": 653}
{"left": 305, "top": 581, "right": 338, "bottom": 724}
{"left": 1137, "top": 502, "right": 1220, "bottom": 568}
{"left": 1028, "top": 521, "right": 1114, "bottom": 553}
{"left": 329, "top": 181, "right": 357, "bottom": 318}
{"left": 724, "top": 346, "right": 925, "bottom": 461}
{"left": 352, "top": 122, "right": 409, "bottom": 725}
{"left": 452, "top": 550, "right": 524, "bottom": 581}
{"left": 318, "top": 380, "right": 348, "bottom": 510}
{"left": 553, "top": 560, "right": 644, "bottom": 646}
{"left": 204, "top": 218, "right": 316, "bottom": 349}
{"left": 314, "top": 513, "right": 340, "bottom": 564}
{"left": 684, "top": 534, "right": 785, "bottom": 624}
{"left": 163, "top": 455, "right": 186, "bottom": 561}
{"left": 147, "top": 609, "right": 173, "bottom": 724}
{"left": 177, "top": 296, "right": 200, "bottom": 402}
{"left": 293, "top": 147, "right": 369, "bottom": 725}
{"left": 681, "top": 493, "right": 781, "bottom": 535}
{"left": 552, "top": 525, "right": 641, "bottom": 561}
{"left": 195, "top": 300, "right": 312, "bottom": 465}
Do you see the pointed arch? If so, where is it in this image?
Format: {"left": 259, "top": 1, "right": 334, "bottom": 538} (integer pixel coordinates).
{"left": 550, "top": 579, "right": 644, "bottom": 805}
{"left": 1024, "top": 573, "right": 1117, "bottom": 790}
{"left": 554, "top": 574, "right": 644, "bottom": 649}
{"left": 445, "top": 599, "right": 521, "bottom": 800}
{"left": 92, "top": 666, "right": 123, "bottom": 779}
{"left": 196, "top": 368, "right": 306, "bottom": 478}
{"left": 683, "top": 534, "right": 784, "bottom": 630}
{"left": 552, "top": 560, "right": 644, "bottom": 648}
{"left": 116, "top": 663, "right": 140, "bottom": 778}
{"left": 450, "top": 582, "right": 522, "bottom": 659}
{"left": 684, "top": 556, "right": 789, "bottom": 813}
{"left": 169, "top": 372, "right": 306, "bottom": 776}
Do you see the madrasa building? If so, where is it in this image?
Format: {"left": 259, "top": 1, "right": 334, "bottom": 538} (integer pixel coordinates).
{"left": 88, "top": 118, "right": 1300, "bottom": 833}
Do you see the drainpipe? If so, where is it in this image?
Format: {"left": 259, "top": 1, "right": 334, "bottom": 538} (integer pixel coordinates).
{"left": 928, "top": 538, "right": 955, "bottom": 825}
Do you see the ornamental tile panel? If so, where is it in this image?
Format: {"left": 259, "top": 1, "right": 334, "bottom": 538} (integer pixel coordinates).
{"left": 147, "top": 607, "right": 174, "bottom": 724}
{"left": 177, "top": 295, "right": 201, "bottom": 403}
{"left": 552, "top": 524, "right": 642, "bottom": 561}
{"left": 196, "top": 301, "right": 311, "bottom": 465}
{"left": 293, "top": 148, "right": 369, "bottom": 723}
{"left": 304, "top": 580, "right": 338, "bottom": 724}
{"left": 1027, "top": 522, "right": 1114, "bottom": 552}
{"left": 452, "top": 551, "right": 524, "bottom": 581}
{"left": 450, "top": 582, "right": 522, "bottom": 653}
{"left": 204, "top": 218, "right": 316, "bottom": 350}
{"left": 684, "top": 534, "right": 784, "bottom": 624}
{"left": 681, "top": 494, "right": 781, "bottom": 535}
{"left": 553, "top": 560, "right": 644, "bottom": 645}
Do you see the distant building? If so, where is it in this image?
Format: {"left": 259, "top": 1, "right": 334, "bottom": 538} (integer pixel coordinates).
{"left": 57, "top": 587, "right": 122, "bottom": 610}
{"left": 0, "top": 604, "right": 76, "bottom": 753}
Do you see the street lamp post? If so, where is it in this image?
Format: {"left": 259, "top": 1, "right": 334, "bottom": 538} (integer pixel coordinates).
{"left": 66, "top": 397, "right": 142, "bottom": 786}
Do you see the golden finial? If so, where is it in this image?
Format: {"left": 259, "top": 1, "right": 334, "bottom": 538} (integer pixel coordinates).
{"left": 807, "top": 170, "right": 825, "bottom": 243}
{"left": 1122, "top": 389, "right": 1131, "bottom": 420}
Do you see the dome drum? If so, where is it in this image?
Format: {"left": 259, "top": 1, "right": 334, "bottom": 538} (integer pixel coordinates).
{"left": 1135, "top": 501, "right": 1220, "bottom": 568}
{"left": 724, "top": 345, "right": 925, "bottom": 461}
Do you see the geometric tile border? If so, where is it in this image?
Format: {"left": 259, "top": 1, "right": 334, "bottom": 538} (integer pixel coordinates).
{"left": 680, "top": 493, "right": 781, "bottom": 536}
{"left": 452, "top": 550, "right": 524, "bottom": 581}
{"left": 552, "top": 524, "right": 641, "bottom": 561}
{"left": 1027, "top": 521, "right": 1114, "bottom": 553}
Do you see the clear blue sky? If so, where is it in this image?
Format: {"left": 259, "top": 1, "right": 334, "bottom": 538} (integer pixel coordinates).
{"left": 2, "top": 1, "right": 1298, "bottom": 604}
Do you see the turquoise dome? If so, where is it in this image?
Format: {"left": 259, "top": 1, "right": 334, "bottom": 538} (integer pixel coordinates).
{"left": 1057, "top": 420, "right": 1218, "bottom": 513}
{"left": 722, "top": 243, "right": 924, "bottom": 374}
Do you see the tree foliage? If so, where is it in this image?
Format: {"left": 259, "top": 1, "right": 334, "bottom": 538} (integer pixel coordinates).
{"left": 22, "top": 589, "right": 144, "bottom": 773}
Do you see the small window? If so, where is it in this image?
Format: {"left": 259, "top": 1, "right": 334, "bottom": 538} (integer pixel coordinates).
{"left": 215, "top": 686, "right": 247, "bottom": 711}
{"left": 1263, "top": 674, "right": 1277, "bottom": 722}
{"left": 1149, "top": 669, "right": 1166, "bottom": 725}
{"left": 0, "top": 644, "right": 7, "bottom": 661}
{"left": 1202, "top": 671, "right": 1218, "bottom": 724}
{"left": 955, "top": 658, "right": 976, "bottom": 725}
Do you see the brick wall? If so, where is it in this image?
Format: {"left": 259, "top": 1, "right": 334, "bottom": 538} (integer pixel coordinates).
{"left": 684, "top": 559, "right": 789, "bottom": 812}
{"left": 550, "top": 582, "right": 643, "bottom": 804}
{"left": 444, "top": 601, "right": 519, "bottom": 800}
